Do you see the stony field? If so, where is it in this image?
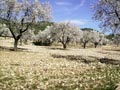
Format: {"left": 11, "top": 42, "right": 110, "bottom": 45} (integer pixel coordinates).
{"left": 0, "top": 38, "right": 120, "bottom": 90}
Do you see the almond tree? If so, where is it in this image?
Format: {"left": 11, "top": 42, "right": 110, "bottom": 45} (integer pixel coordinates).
{"left": 0, "top": 24, "right": 5, "bottom": 36}
{"left": 1, "top": 28, "right": 12, "bottom": 38}
{"left": 20, "top": 29, "right": 35, "bottom": 45}
{"left": 81, "top": 30, "right": 92, "bottom": 48}
{"left": 0, "top": 0, "right": 51, "bottom": 51}
{"left": 100, "top": 37, "right": 109, "bottom": 46}
{"left": 113, "top": 34, "right": 120, "bottom": 46}
{"left": 93, "top": 0, "right": 120, "bottom": 46}
{"left": 91, "top": 31, "right": 104, "bottom": 48}
{"left": 93, "top": 0, "right": 120, "bottom": 34}
{"left": 50, "top": 22, "right": 82, "bottom": 49}
{"left": 35, "top": 26, "right": 53, "bottom": 46}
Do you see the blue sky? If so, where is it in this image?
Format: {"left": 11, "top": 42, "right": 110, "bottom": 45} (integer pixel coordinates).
{"left": 19, "top": 0, "right": 100, "bottom": 31}
{"left": 18, "top": 0, "right": 100, "bottom": 31}
{"left": 40, "top": 0, "right": 100, "bottom": 31}
{"left": 18, "top": 0, "right": 101, "bottom": 31}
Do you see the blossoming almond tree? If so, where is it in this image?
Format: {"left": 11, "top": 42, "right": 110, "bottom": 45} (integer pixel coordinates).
{"left": 0, "top": 0, "right": 51, "bottom": 51}
{"left": 113, "top": 34, "right": 120, "bottom": 46}
{"left": 91, "top": 31, "right": 104, "bottom": 48}
{"left": 80, "top": 30, "right": 92, "bottom": 48}
{"left": 49, "top": 22, "right": 82, "bottom": 49}
{"left": 93, "top": 0, "right": 120, "bottom": 46}
{"left": 20, "top": 29, "right": 35, "bottom": 45}
{"left": 0, "top": 24, "right": 6, "bottom": 36}
{"left": 35, "top": 26, "right": 53, "bottom": 46}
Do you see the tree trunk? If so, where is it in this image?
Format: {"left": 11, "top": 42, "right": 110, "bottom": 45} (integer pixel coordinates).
{"left": 20, "top": 38, "right": 23, "bottom": 46}
{"left": 14, "top": 39, "right": 19, "bottom": 51}
{"left": 94, "top": 43, "right": 98, "bottom": 48}
{"left": 63, "top": 43, "right": 67, "bottom": 49}
{"left": 95, "top": 44, "right": 97, "bottom": 48}
{"left": 83, "top": 42, "right": 86, "bottom": 48}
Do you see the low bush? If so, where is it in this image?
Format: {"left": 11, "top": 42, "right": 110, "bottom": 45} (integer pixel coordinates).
{"left": 33, "top": 40, "right": 52, "bottom": 46}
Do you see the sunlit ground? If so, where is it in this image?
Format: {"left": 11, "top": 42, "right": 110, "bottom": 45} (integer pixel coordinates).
{"left": 0, "top": 37, "right": 120, "bottom": 90}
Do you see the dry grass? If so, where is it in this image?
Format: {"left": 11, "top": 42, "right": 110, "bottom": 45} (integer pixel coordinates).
{"left": 0, "top": 38, "right": 120, "bottom": 90}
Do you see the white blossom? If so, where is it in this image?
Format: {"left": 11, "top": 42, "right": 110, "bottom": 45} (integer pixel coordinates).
{"left": 0, "top": 0, "right": 52, "bottom": 51}
{"left": 49, "top": 22, "right": 83, "bottom": 49}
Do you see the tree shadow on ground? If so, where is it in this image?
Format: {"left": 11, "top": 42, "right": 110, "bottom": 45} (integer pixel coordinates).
{"left": 99, "top": 58, "right": 120, "bottom": 65}
{"left": 51, "top": 54, "right": 120, "bottom": 65}
{"left": 102, "top": 48, "right": 120, "bottom": 52}
{"left": 97, "top": 51, "right": 120, "bottom": 56}
{"left": 51, "top": 54, "right": 96, "bottom": 64}
{"left": 0, "top": 46, "right": 28, "bottom": 52}
{"left": 48, "top": 47, "right": 69, "bottom": 50}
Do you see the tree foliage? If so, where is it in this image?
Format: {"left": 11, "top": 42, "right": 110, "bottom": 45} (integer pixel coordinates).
{"left": 91, "top": 31, "right": 105, "bottom": 48}
{"left": 80, "top": 30, "right": 92, "bottom": 48}
{"left": 32, "top": 21, "right": 53, "bottom": 34}
{"left": 50, "top": 22, "right": 83, "bottom": 49}
{"left": 35, "top": 22, "right": 83, "bottom": 49}
{"left": 93, "top": 0, "right": 120, "bottom": 34}
{"left": 34, "top": 26, "right": 53, "bottom": 46}
{"left": 0, "top": 0, "right": 51, "bottom": 51}
{"left": 0, "top": 23, "right": 11, "bottom": 37}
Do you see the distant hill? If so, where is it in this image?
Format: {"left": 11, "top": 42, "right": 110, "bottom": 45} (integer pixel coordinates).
{"left": 81, "top": 28, "right": 94, "bottom": 31}
{"left": 106, "top": 34, "right": 114, "bottom": 40}
{"left": 32, "top": 21, "right": 54, "bottom": 34}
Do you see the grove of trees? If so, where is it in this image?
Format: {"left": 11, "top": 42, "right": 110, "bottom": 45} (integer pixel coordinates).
{"left": 0, "top": 0, "right": 119, "bottom": 51}
{"left": 93, "top": 0, "right": 120, "bottom": 46}
{"left": 35, "top": 22, "right": 108, "bottom": 49}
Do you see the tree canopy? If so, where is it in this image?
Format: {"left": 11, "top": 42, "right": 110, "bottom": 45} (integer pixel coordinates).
{"left": 93, "top": 0, "right": 120, "bottom": 34}
{"left": 0, "top": 0, "right": 52, "bottom": 51}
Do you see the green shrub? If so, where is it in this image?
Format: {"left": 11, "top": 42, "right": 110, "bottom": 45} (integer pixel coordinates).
{"left": 33, "top": 40, "right": 52, "bottom": 46}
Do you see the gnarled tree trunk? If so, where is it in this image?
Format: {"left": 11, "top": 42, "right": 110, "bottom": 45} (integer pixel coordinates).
{"left": 94, "top": 42, "right": 98, "bottom": 48}
{"left": 20, "top": 37, "right": 23, "bottom": 46}
{"left": 14, "top": 39, "right": 19, "bottom": 51}
{"left": 13, "top": 35, "right": 21, "bottom": 51}
{"left": 63, "top": 43, "right": 67, "bottom": 49}
{"left": 61, "top": 41, "right": 67, "bottom": 49}
{"left": 83, "top": 42, "right": 87, "bottom": 49}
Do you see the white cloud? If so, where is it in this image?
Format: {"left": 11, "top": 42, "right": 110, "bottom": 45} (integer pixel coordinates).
{"left": 80, "top": 0, "right": 85, "bottom": 7}
{"left": 62, "top": 19, "right": 87, "bottom": 26}
{"left": 70, "top": 20, "right": 86, "bottom": 25}
{"left": 56, "top": 0, "right": 85, "bottom": 12}
{"left": 55, "top": 1, "right": 72, "bottom": 6}
{"left": 72, "top": 0, "right": 85, "bottom": 10}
